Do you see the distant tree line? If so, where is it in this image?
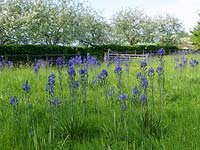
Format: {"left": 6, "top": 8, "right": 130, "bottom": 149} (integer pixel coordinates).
{"left": 0, "top": 0, "right": 189, "bottom": 47}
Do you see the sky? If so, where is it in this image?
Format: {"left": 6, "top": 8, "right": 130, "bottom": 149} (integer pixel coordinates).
{"left": 87, "top": 0, "right": 200, "bottom": 32}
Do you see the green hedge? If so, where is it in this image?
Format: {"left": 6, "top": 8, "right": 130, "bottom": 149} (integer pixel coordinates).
{"left": 0, "top": 44, "right": 178, "bottom": 62}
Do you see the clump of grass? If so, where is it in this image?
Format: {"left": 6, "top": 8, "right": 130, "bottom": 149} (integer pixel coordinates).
{"left": 138, "top": 109, "right": 169, "bottom": 139}
{"left": 56, "top": 115, "right": 102, "bottom": 142}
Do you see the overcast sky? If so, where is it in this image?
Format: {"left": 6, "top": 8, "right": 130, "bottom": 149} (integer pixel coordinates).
{"left": 87, "top": 0, "right": 200, "bottom": 32}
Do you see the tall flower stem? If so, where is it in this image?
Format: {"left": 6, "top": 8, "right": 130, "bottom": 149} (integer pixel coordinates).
{"left": 114, "top": 65, "right": 122, "bottom": 93}
{"left": 56, "top": 57, "right": 64, "bottom": 99}
{"left": 150, "top": 76, "right": 155, "bottom": 107}
{"left": 79, "top": 68, "right": 88, "bottom": 114}
{"left": 67, "top": 65, "right": 76, "bottom": 115}
{"left": 157, "top": 49, "right": 165, "bottom": 109}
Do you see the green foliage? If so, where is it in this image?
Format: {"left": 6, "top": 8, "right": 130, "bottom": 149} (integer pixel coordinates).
{"left": 0, "top": 1, "right": 186, "bottom": 46}
{"left": 111, "top": 8, "right": 148, "bottom": 45}
{"left": 75, "top": 7, "right": 111, "bottom": 46}
{"left": 0, "top": 0, "right": 34, "bottom": 44}
{"left": 0, "top": 0, "right": 109, "bottom": 46}
{"left": 111, "top": 8, "right": 184, "bottom": 46}
{"left": 191, "top": 17, "right": 200, "bottom": 50}
{"left": 155, "top": 14, "right": 185, "bottom": 46}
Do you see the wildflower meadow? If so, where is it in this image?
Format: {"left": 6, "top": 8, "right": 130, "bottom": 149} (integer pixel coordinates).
{"left": 0, "top": 49, "right": 200, "bottom": 149}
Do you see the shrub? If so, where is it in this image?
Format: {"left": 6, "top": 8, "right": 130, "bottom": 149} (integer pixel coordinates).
{"left": 0, "top": 44, "right": 178, "bottom": 63}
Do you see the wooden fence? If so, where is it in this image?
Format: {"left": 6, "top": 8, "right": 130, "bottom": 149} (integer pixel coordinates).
{"left": 104, "top": 49, "right": 148, "bottom": 60}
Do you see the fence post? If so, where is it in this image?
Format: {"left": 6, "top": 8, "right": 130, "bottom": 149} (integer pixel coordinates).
{"left": 63, "top": 54, "right": 65, "bottom": 62}
{"left": 26, "top": 54, "right": 29, "bottom": 62}
{"left": 46, "top": 54, "right": 48, "bottom": 62}
{"left": 5, "top": 54, "right": 8, "bottom": 63}
{"left": 3, "top": 55, "right": 7, "bottom": 66}
{"left": 107, "top": 49, "right": 110, "bottom": 58}
{"left": 104, "top": 52, "right": 107, "bottom": 62}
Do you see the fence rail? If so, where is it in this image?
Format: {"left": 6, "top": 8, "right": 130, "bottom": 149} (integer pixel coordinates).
{"left": 104, "top": 49, "right": 148, "bottom": 60}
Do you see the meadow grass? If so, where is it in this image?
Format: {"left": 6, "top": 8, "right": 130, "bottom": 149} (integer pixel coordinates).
{"left": 0, "top": 54, "right": 200, "bottom": 149}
